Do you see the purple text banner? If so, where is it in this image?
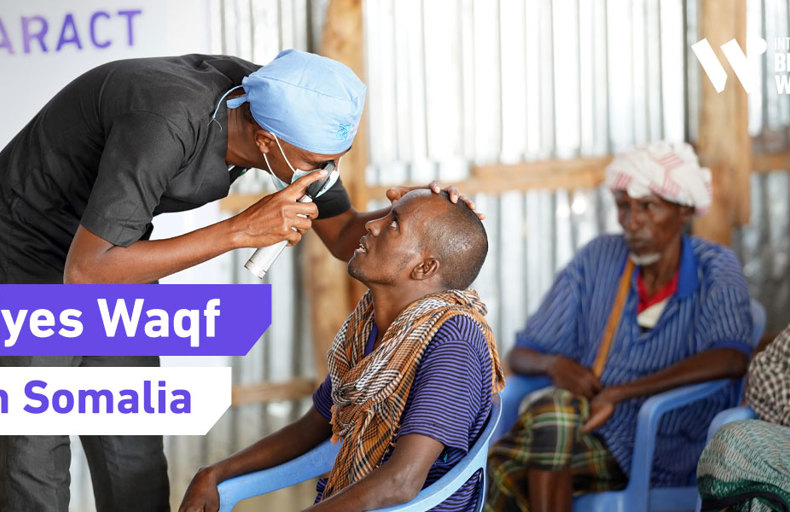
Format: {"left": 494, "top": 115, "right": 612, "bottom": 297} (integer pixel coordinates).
{"left": 0, "top": 285, "right": 271, "bottom": 356}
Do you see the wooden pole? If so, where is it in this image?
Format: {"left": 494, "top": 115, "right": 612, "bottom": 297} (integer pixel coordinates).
{"left": 693, "top": 0, "right": 751, "bottom": 244}
{"left": 321, "top": 0, "right": 369, "bottom": 307}
{"left": 321, "top": 0, "right": 368, "bottom": 215}
{"left": 302, "top": 0, "right": 368, "bottom": 377}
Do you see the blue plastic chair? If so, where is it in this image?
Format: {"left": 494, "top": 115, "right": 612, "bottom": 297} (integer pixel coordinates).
{"left": 704, "top": 405, "right": 757, "bottom": 439}
{"left": 494, "top": 299, "right": 766, "bottom": 512}
{"left": 217, "top": 394, "right": 502, "bottom": 512}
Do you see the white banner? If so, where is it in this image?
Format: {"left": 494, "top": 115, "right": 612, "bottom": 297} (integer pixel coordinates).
{"left": 0, "top": 0, "right": 211, "bottom": 147}
{"left": 0, "top": 367, "right": 231, "bottom": 435}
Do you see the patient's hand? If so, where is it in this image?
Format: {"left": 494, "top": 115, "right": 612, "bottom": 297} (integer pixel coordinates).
{"left": 386, "top": 181, "right": 484, "bottom": 220}
{"left": 179, "top": 466, "right": 221, "bottom": 512}
{"left": 547, "top": 355, "right": 603, "bottom": 400}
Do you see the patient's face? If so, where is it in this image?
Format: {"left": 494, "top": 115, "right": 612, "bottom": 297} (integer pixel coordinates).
{"left": 348, "top": 190, "right": 437, "bottom": 286}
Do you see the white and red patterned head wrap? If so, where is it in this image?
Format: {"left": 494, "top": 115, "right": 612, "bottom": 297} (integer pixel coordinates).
{"left": 605, "top": 141, "right": 713, "bottom": 215}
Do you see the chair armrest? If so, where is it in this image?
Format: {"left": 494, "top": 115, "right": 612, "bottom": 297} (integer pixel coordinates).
{"left": 217, "top": 440, "right": 340, "bottom": 512}
{"left": 370, "top": 448, "right": 487, "bottom": 512}
{"left": 372, "top": 395, "right": 503, "bottom": 512}
{"left": 706, "top": 406, "right": 756, "bottom": 441}
{"left": 494, "top": 375, "right": 552, "bottom": 441}
{"left": 627, "top": 378, "right": 740, "bottom": 498}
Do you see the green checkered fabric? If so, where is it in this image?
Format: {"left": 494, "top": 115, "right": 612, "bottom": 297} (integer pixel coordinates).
{"left": 486, "top": 388, "right": 627, "bottom": 512}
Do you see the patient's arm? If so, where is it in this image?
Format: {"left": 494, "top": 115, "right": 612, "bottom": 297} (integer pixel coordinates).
{"left": 304, "top": 433, "right": 445, "bottom": 512}
{"left": 179, "top": 406, "right": 332, "bottom": 512}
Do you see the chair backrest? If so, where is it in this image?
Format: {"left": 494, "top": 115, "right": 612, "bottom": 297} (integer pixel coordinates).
{"left": 750, "top": 298, "right": 766, "bottom": 347}
{"left": 737, "top": 299, "right": 766, "bottom": 400}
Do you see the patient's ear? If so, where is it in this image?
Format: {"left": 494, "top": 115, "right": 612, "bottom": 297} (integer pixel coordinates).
{"left": 411, "top": 258, "right": 440, "bottom": 281}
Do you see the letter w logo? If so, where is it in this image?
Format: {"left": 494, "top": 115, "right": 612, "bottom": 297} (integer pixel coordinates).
{"left": 692, "top": 37, "right": 767, "bottom": 94}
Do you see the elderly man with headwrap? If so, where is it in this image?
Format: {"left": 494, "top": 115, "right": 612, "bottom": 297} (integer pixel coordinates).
{"left": 486, "top": 141, "right": 755, "bottom": 512}
{"left": 0, "top": 50, "right": 476, "bottom": 512}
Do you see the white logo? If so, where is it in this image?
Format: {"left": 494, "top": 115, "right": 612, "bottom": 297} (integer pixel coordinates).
{"left": 691, "top": 37, "right": 767, "bottom": 94}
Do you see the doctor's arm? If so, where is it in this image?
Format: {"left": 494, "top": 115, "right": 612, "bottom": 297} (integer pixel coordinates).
{"left": 64, "top": 172, "right": 325, "bottom": 284}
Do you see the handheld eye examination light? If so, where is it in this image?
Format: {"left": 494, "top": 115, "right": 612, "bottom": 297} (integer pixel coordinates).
{"left": 244, "top": 166, "right": 339, "bottom": 279}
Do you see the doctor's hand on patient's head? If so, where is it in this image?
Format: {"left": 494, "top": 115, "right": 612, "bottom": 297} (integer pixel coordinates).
{"left": 386, "top": 181, "right": 485, "bottom": 220}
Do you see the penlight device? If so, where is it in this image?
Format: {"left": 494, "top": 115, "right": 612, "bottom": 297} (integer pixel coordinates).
{"left": 244, "top": 166, "right": 339, "bottom": 278}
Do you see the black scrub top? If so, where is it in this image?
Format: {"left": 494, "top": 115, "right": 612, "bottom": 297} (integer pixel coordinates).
{"left": 0, "top": 54, "right": 351, "bottom": 283}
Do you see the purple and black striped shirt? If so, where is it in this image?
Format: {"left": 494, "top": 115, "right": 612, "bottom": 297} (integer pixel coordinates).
{"left": 312, "top": 314, "right": 493, "bottom": 511}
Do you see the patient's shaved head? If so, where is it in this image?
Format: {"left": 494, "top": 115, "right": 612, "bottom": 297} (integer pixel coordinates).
{"left": 420, "top": 191, "right": 488, "bottom": 289}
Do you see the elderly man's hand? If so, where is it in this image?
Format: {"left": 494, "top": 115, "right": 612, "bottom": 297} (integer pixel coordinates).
{"left": 546, "top": 355, "right": 603, "bottom": 400}
{"left": 581, "top": 388, "right": 620, "bottom": 433}
{"left": 386, "top": 181, "right": 485, "bottom": 220}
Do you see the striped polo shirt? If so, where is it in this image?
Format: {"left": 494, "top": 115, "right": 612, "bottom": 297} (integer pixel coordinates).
{"left": 516, "top": 234, "right": 754, "bottom": 486}
{"left": 313, "top": 315, "right": 493, "bottom": 511}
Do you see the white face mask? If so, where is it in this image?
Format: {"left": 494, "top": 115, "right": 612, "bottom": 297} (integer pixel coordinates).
{"left": 262, "top": 133, "right": 340, "bottom": 196}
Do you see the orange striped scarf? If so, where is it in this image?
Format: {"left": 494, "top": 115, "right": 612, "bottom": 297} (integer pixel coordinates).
{"left": 321, "top": 289, "right": 505, "bottom": 499}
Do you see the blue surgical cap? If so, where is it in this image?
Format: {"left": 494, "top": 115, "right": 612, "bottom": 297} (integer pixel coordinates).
{"left": 230, "top": 49, "right": 366, "bottom": 155}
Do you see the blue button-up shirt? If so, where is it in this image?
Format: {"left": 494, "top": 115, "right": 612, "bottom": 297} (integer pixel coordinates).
{"left": 516, "top": 234, "right": 753, "bottom": 486}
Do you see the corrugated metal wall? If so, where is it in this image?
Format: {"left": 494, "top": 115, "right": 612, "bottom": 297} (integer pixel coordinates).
{"left": 67, "top": 0, "right": 790, "bottom": 510}
{"left": 733, "top": 0, "right": 790, "bottom": 336}
{"left": 363, "top": 0, "right": 688, "bottom": 353}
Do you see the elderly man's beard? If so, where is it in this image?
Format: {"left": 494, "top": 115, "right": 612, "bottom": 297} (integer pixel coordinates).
{"left": 629, "top": 252, "right": 662, "bottom": 266}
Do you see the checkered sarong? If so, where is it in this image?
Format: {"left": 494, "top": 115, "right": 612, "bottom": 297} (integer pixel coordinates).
{"left": 486, "top": 388, "right": 627, "bottom": 512}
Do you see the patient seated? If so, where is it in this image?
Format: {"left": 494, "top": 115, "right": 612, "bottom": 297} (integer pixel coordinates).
{"left": 179, "top": 190, "right": 504, "bottom": 512}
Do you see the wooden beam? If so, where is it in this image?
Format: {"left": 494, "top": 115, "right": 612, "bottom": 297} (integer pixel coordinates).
{"left": 367, "top": 156, "right": 611, "bottom": 199}
{"left": 220, "top": 156, "right": 612, "bottom": 211}
{"left": 753, "top": 150, "right": 790, "bottom": 173}
{"left": 693, "top": 0, "right": 751, "bottom": 244}
{"left": 217, "top": 155, "right": 633, "bottom": 209}
{"left": 473, "top": 156, "right": 611, "bottom": 190}
{"left": 232, "top": 378, "right": 316, "bottom": 406}
{"left": 220, "top": 150, "right": 790, "bottom": 214}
